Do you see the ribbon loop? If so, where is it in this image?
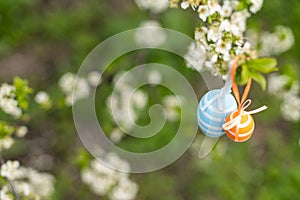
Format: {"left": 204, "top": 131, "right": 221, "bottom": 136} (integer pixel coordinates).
{"left": 241, "top": 99, "right": 252, "bottom": 111}
{"left": 222, "top": 58, "right": 268, "bottom": 141}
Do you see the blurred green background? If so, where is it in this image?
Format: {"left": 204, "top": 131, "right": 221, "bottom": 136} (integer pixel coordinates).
{"left": 0, "top": 0, "right": 300, "bottom": 199}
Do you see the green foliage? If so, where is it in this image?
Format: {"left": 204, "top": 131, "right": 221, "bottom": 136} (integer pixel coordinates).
{"left": 236, "top": 58, "right": 278, "bottom": 90}
{"left": 0, "top": 0, "right": 299, "bottom": 199}
{"left": 236, "top": 0, "right": 252, "bottom": 11}
{"left": 0, "top": 121, "right": 14, "bottom": 139}
{"left": 14, "top": 77, "right": 32, "bottom": 111}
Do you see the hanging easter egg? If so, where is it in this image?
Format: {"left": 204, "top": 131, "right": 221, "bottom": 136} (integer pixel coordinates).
{"left": 224, "top": 110, "right": 255, "bottom": 142}
{"left": 197, "top": 89, "right": 237, "bottom": 138}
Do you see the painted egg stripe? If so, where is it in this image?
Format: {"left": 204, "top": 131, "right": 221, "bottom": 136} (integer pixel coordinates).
{"left": 226, "top": 125, "right": 255, "bottom": 137}
{"left": 198, "top": 106, "right": 224, "bottom": 123}
{"left": 237, "top": 115, "right": 252, "bottom": 128}
{"left": 227, "top": 132, "right": 253, "bottom": 142}
{"left": 228, "top": 112, "right": 253, "bottom": 129}
{"left": 200, "top": 128, "right": 225, "bottom": 137}
{"left": 198, "top": 113, "right": 225, "bottom": 127}
{"left": 198, "top": 103, "right": 235, "bottom": 123}
{"left": 198, "top": 114, "right": 224, "bottom": 128}
{"left": 226, "top": 122, "right": 254, "bottom": 135}
{"left": 227, "top": 114, "right": 254, "bottom": 133}
{"left": 230, "top": 111, "right": 251, "bottom": 124}
{"left": 199, "top": 104, "right": 227, "bottom": 119}
{"left": 198, "top": 120, "right": 223, "bottom": 132}
{"left": 200, "top": 126, "right": 225, "bottom": 137}
{"left": 233, "top": 137, "right": 251, "bottom": 142}
{"left": 226, "top": 133, "right": 252, "bottom": 142}
{"left": 198, "top": 103, "right": 226, "bottom": 119}
{"left": 198, "top": 118, "right": 224, "bottom": 131}
{"left": 203, "top": 95, "right": 237, "bottom": 114}
{"left": 199, "top": 100, "right": 236, "bottom": 119}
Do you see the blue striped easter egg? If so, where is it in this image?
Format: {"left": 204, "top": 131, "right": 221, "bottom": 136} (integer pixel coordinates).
{"left": 197, "top": 89, "right": 237, "bottom": 137}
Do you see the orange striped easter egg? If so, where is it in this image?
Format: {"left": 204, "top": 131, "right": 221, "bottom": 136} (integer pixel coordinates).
{"left": 225, "top": 110, "right": 255, "bottom": 142}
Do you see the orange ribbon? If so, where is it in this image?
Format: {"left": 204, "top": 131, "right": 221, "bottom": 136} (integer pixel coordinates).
{"left": 222, "top": 59, "right": 268, "bottom": 141}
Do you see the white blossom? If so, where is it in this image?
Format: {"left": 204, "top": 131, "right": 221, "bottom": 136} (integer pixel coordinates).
{"left": 250, "top": 0, "right": 264, "bottom": 13}
{"left": 268, "top": 74, "right": 300, "bottom": 122}
{"left": 107, "top": 70, "right": 149, "bottom": 132}
{"left": 59, "top": 72, "right": 75, "bottom": 94}
{"left": 34, "top": 91, "right": 51, "bottom": 107}
{"left": 178, "top": 0, "right": 259, "bottom": 80}
{"left": 230, "top": 10, "right": 250, "bottom": 37}
{"left": 81, "top": 154, "right": 138, "bottom": 199}
{"left": 0, "top": 137, "right": 14, "bottom": 151}
{"left": 1, "top": 160, "right": 20, "bottom": 179}
{"left": 281, "top": 95, "right": 300, "bottom": 122}
{"left": 181, "top": 1, "right": 189, "bottom": 9}
{"left": 59, "top": 73, "right": 90, "bottom": 106}
{"left": 0, "top": 160, "right": 55, "bottom": 199}
{"left": 87, "top": 71, "right": 102, "bottom": 87}
{"left": 219, "top": 19, "right": 231, "bottom": 33}
{"left": 207, "top": 0, "right": 221, "bottom": 15}
{"left": 0, "top": 84, "right": 15, "bottom": 97}
{"left": 134, "top": 0, "right": 169, "bottom": 13}
{"left": 162, "top": 95, "right": 182, "bottom": 121}
{"left": 195, "top": 27, "right": 208, "bottom": 41}
{"left": 184, "top": 42, "right": 207, "bottom": 72}
{"left": 110, "top": 128, "right": 124, "bottom": 143}
{"left": 220, "top": 1, "right": 233, "bottom": 17}
{"left": 254, "top": 26, "right": 295, "bottom": 56}
{"left": 131, "top": 90, "right": 148, "bottom": 110}
{"left": 147, "top": 70, "right": 162, "bottom": 85}
{"left": 198, "top": 5, "right": 210, "bottom": 22}
{"left": 268, "top": 74, "right": 290, "bottom": 96}
{"left": 135, "top": 20, "right": 167, "bottom": 47}
{"left": 0, "top": 83, "right": 22, "bottom": 118}
{"left": 207, "top": 27, "right": 220, "bottom": 42}
{"left": 81, "top": 160, "right": 118, "bottom": 195}
{"left": 106, "top": 152, "right": 131, "bottom": 172}
{"left": 215, "top": 39, "right": 232, "bottom": 55}
{"left": 16, "top": 126, "right": 28, "bottom": 138}
{"left": 110, "top": 177, "right": 139, "bottom": 200}
{"left": 0, "top": 186, "right": 13, "bottom": 200}
{"left": 0, "top": 98, "right": 22, "bottom": 118}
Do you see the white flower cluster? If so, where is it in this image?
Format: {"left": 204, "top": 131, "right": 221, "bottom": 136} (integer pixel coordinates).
{"left": 58, "top": 71, "right": 101, "bottom": 106}
{"left": 162, "top": 95, "right": 183, "bottom": 121}
{"left": 81, "top": 153, "right": 138, "bottom": 200}
{"left": 268, "top": 74, "right": 300, "bottom": 122}
{"left": 0, "top": 160, "right": 55, "bottom": 199}
{"left": 110, "top": 128, "right": 124, "bottom": 144}
{"left": 107, "top": 71, "right": 148, "bottom": 132}
{"left": 15, "top": 126, "right": 28, "bottom": 138}
{"left": 135, "top": 0, "right": 169, "bottom": 13}
{"left": 58, "top": 72, "right": 90, "bottom": 106}
{"left": 0, "top": 137, "right": 14, "bottom": 151}
{"left": 147, "top": 70, "right": 162, "bottom": 85}
{"left": 249, "top": 0, "right": 263, "bottom": 13}
{"left": 135, "top": 20, "right": 167, "bottom": 47}
{"left": 0, "top": 124, "right": 28, "bottom": 152}
{"left": 0, "top": 185, "right": 13, "bottom": 200}
{"left": 35, "top": 91, "right": 52, "bottom": 108}
{"left": 179, "top": 0, "right": 262, "bottom": 78}
{"left": 248, "top": 25, "right": 295, "bottom": 56}
{"left": 0, "top": 83, "right": 22, "bottom": 118}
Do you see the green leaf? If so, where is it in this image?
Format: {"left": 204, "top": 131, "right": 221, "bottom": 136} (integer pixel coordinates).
{"left": 14, "top": 77, "right": 32, "bottom": 110}
{"left": 235, "top": 65, "right": 251, "bottom": 85}
{"left": 0, "top": 121, "right": 14, "bottom": 138}
{"left": 246, "top": 58, "right": 278, "bottom": 74}
{"left": 250, "top": 70, "right": 267, "bottom": 90}
{"left": 241, "top": 64, "right": 251, "bottom": 84}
